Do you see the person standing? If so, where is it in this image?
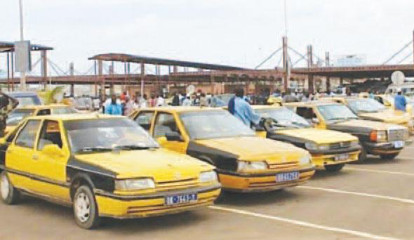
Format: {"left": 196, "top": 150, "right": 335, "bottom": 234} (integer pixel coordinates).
{"left": 105, "top": 94, "right": 122, "bottom": 115}
{"left": 124, "top": 96, "right": 135, "bottom": 116}
{"left": 228, "top": 88, "right": 261, "bottom": 127}
{"left": 200, "top": 93, "right": 208, "bottom": 107}
{"left": 156, "top": 95, "right": 165, "bottom": 106}
{"left": 172, "top": 92, "right": 180, "bottom": 106}
{"left": 182, "top": 96, "right": 192, "bottom": 106}
{"left": 0, "top": 92, "right": 19, "bottom": 137}
{"left": 139, "top": 94, "right": 148, "bottom": 108}
{"left": 394, "top": 90, "right": 407, "bottom": 112}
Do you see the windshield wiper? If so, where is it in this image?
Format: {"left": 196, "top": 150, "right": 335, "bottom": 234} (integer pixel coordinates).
{"left": 76, "top": 147, "right": 113, "bottom": 153}
{"left": 112, "top": 145, "right": 155, "bottom": 150}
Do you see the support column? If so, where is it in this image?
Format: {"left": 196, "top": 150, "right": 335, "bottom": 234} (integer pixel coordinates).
{"left": 98, "top": 60, "right": 104, "bottom": 103}
{"left": 7, "top": 52, "right": 10, "bottom": 91}
{"left": 282, "top": 36, "right": 289, "bottom": 92}
{"left": 70, "top": 84, "right": 74, "bottom": 97}
{"left": 140, "top": 62, "right": 145, "bottom": 97}
{"left": 326, "top": 77, "right": 331, "bottom": 92}
{"left": 41, "top": 50, "right": 48, "bottom": 90}
{"left": 340, "top": 77, "right": 344, "bottom": 86}
{"left": 11, "top": 53, "right": 15, "bottom": 91}
{"left": 307, "top": 45, "right": 314, "bottom": 93}
{"left": 210, "top": 75, "right": 215, "bottom": 94}
{"left": 325, "top": 52, "right": 330, "bottom": 67}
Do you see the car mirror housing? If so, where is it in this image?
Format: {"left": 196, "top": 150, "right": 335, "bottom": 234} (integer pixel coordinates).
{"left": 312, "top": 118, "right": 320, "bottom": 124}
{"left": 42, "top": 144, "right": 64, "bottom": 157}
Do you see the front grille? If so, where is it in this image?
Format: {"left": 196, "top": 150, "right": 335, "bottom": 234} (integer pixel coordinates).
{"left": 267, "top": 161, "right": 299, "bottom": 171}
{"left": 388, "top": 129, "right": 406, "bottom": 141}
{"left": 156, "top": 178, "right": 199, "bottom": 192}
{"left": 329, "top": 141, "right": 351, "bottom": 150}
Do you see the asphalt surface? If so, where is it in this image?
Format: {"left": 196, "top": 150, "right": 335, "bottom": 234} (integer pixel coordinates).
{"left": 2, "top": 142, "right": 414, "bottom": 240}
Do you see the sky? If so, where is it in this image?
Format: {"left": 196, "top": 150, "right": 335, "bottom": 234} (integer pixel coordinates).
{"left": 1, "top": 0, "right": 413, "bottom": 75}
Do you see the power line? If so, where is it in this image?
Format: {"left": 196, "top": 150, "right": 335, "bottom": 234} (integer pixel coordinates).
{"left": 255, "top": 47, "right": 282, "bottom": 69}
{"left": 382, "top": 40, "right": 413, "bottom": 65}
{"left": 397, "top": 52, "right": 413, "bottom": 64}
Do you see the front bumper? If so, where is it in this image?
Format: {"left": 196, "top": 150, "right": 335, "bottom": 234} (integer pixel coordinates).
{"left": 218, "top": 166, "right": 315, "bottom": 192}
{"left": 309, "top": 149, "right": 360, "bottom": 167}
{"left": 364, "top": 141, "right": 404, "bottom": 155}
{"left": 95, "top": 184, "right": 221, "bottom": 219}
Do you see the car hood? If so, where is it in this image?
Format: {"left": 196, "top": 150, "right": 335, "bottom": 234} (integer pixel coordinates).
{"left": 276, "top": 128, "right": 357, "bottom": 145}
{"left": 74, "top": 148, "right": 213, "bottom": 181}
{"left": 195, "top": 136, "right": 309, "bottom": 161}
{"left": 328, "top": 119, "right": 404, "bottom": 134}
{"left": 358, "top": 110, "right": 410, "bottom": 124}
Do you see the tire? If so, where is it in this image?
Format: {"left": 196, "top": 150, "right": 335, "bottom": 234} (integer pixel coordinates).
{"left": 324, "top": 164, "right": 345, "bottom": 172}
{"left": 380, "top": 153, "right": 399, "bottom": 160}
{"left": 358, "top": 147, "right": 368, "bottom": 163}
{"left": 0, "top": 171, "right": 20, "bottom": 205}
{"left": 73, "top": 185, "right": 100, "bottom": 229}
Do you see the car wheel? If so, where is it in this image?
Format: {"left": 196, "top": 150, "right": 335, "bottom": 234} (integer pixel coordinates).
{"left": 380, "top": 153, "right": 399, "bottom": 160}
{"left": 0, "top": 171, "right": 20, "bottom": 205}
{"left": 324, "top": 164, "right": 345, "bottom": 172}
{"left": 73, "top": 185, "right": 100, "bottom": 229}
{"left": 358, "top": 147, "right": 368, "bottom": 163}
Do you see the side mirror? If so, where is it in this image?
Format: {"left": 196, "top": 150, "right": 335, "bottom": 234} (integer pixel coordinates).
{"left": 42, "top": 144, "right": 64, "bottom": 157}
{"left": 311, "top": 118, "right": 320, "bottom": 124}
{"left": 165, "top": 132, "right": 183, "bottom": 142}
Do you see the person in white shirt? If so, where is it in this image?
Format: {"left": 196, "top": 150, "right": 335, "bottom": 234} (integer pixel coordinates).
{"left": 156, "top": 95, "right": 165, "bottom": 106}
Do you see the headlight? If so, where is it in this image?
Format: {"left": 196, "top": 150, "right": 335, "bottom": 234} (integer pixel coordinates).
{"left": 370, "top": 130, "right": 387, "bottom": 142}
{"left": 305, "top": 142, "right": 318, "bottom": 151}
{"left": 299, "top": 155, "right": 311, "bottom": 165}
{"left": 115, "top": 178, "right": 155, "bottom": 191}
{"left": 199, "top": 171, "right": 218, "bottom": 183}
{"left": 237, "top": 161, "right": 268, "bottom": 171}
{"left": 305, "top": 142, "right": 329, "bottom": 151}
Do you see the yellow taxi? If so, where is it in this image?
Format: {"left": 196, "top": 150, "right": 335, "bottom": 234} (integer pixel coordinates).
{"left": 129, "top": 107, "right": 315, "bottom": 192}
{"left": 252, "top": 105, "right": 360, "bottom": 172}
{"left": 0, "top": 114, "right": 220, "bottom": 229}
{"left": 286, "top": 102, "right": 409, "bottom": 162}
{"left": 321, "top": 97, "right": 414, "bottom": 133}
{"left": 5, "top": 104, "right": 78, "bottom": 135}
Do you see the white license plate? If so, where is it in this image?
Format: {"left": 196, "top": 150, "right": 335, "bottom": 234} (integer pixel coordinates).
{"left": 165, "top": 193, "right": 198, "bottom": 206}
{"left": 393, "top": 141, "right": 405, "bottom": 148}
{"left": 335, "top": 153, "right": 349, "bottom": 161}
{"left": 276, "top": 172, "right": 299, "bottom": 183}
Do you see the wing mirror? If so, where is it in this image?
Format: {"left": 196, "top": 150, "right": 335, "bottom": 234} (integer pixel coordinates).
{"left": 165, "top": 132, "right": 184, "bottom": 142}
{"left": 311, "top": 118, "right": 320, "bottom": 124}
{"left": 42, "top": 144, "right": 64, "bottom": 157}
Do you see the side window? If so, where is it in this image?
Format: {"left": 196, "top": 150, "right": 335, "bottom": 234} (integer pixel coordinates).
{"left": 37, "top": 109, "right": 51, "bottom": 116}
{"left": 15, "top": 120, "right": 41, "bottom": 148}
{"left": 135, "top": 112, "right": 154, "bottom": 131}
{"left": 37, "top": 120, "right": 63, "bottom": 150}
{"left": 297, "top": 107, "right": 316, "bottom": 122}
{"left": 154, "top": 113, "right": 181, "bottom": 138}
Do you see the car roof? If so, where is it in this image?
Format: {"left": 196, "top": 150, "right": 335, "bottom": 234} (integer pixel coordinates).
{"left": 25, "top": 113, "right": 124, "bottom": 122}
{"left": 284, "top": 101, "right": 341, "bottom": 107}
{"left": 137, "top": 106, "right": 225, "bottom": 113}
{"left": 251, "top": 105, "right": 282, "bottom": 110}
{"left": 7, "top": 91, "right": 39, "bottom": 96}
{"left": 15, "top": 104, "right": 71, "bottom": 110}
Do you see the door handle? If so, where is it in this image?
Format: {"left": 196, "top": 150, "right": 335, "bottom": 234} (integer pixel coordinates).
{"left": 32, "top": 154, "right": 39, "bottom": 160}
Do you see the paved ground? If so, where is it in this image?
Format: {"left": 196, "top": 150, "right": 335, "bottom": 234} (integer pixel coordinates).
{"left": 2, "top": 143, "right": 414, "bottom": 240}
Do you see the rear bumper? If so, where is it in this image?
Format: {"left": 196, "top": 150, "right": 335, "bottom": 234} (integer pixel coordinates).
{"left": 95, "top": 184, "right": 221, "bottom": 219}
{"left": 311, "top": 150, "right": 360, "bottom": 167}
{"left": 218, "top": 166, "right": 315, "bottom": 192}
{"left": 364, "top": 141, "right": 404, "bottom": 155}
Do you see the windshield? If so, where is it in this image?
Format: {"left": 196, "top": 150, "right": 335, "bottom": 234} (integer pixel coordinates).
{"left": 347, "top": 99, "right": 386, "bottom": 113}
{"left": 52, "top": 107, "right": 78, "bottom": 114}
{"left": 255, "top": 107, "right": 310, "bottom": 128}
{"left": 317, "top": 104, "right": 358, "bottom": 122}
{"left": 180, "top": 111, "right": 255, "bottom": 140}
{"left": 65, "top": 118, "right": 159, "bottom": 153}
{"left": 7, "top": 109, "right": 35, "bottom": 125}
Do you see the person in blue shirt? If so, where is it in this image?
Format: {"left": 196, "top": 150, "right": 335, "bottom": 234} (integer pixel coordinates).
{"left": 394, "top": 90, "right": 407, "bottom": 112}
{"left": 105, "top": 94, "right": 122, "bottom": 115}
{"left": 228, "top": 89, "right": 261, "bottom": 127}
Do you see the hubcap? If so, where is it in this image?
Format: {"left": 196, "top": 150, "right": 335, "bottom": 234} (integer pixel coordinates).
{"left": 1, "top": 174, "right": 10, "bottom": 200}
{"left": 74, "top": 192, "right": 91, "bottom": 223}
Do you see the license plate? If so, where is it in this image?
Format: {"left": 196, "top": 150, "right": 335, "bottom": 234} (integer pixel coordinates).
{"left": 393, "top": 141, "right": 405, "bottom": 148}
{"left": 335, "top": 153, "right": 349, "bottom": 161}
{"left": 165, "top": 193, "right": 198, "bottom": 206}
{"left": 276, "top": 172, "right": 299, "bottom": 183}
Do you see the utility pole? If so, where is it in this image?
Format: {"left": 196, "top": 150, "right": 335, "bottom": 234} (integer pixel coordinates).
{"left": 19, "top": 0, "right": 27, "bottom": 91}
{"left": 282, "top": 36, "right": 289, "bottom": 92}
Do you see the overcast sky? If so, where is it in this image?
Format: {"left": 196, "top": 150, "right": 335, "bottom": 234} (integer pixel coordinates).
{"left": 1, "top": 0, "right": 413, "bottom": 75}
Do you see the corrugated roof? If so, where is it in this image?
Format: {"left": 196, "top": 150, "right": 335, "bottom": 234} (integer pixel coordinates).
{"left": 0, "top": 41, "right": 53, "bottom": 52}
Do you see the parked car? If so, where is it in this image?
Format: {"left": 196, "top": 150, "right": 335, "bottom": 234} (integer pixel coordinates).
{"left": 286, "top": 102, "right": 409, "bottom": 161}
{"left": 0, "top": 114, "right": 221, "bottom": 229}
{"left": 130, "top": 107, "right": 315, "bottom": 192}
{"left": 252, "top": 105, "right": 360, "bottom": 172}
{"left": 7, "top": 91, "right": 42, "bottom": 107}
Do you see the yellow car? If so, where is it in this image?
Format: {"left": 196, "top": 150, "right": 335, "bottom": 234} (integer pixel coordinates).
{"left": 0, "top": 114, "right": 220, "bottom": 229}
{"left": 5, "top": 104, "right": 78, "bottom": 135}
{"left": 129, "top": 107, "right": 315, "bottom": 192}
{"left": 252, "top": 105, "right": 360, "bottom": 172}
{"left": 321, "top": 97, "right": 414, "bottom": 133}
{"left": 286, "top": 102, "right": 409, "bottom": 161}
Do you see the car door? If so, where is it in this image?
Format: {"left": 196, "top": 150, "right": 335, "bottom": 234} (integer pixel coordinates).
{"left": 152, "top": 112, "right": 188, "bottom": 154}
{"left": 6, "top": 120, "right": 42, "bottom": 190}
{"left": 32, "top": 120, "right": 70, "bottom": 201}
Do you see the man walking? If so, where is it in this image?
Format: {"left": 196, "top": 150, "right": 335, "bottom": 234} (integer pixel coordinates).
{"left": 394, "top": 90, "right": 407, "bottom": 112}
{"left": 105, "top": 94, "right": 122, "bottom": 115}
{"left": 228, "top": 88, "right": 261, "bottom": 127}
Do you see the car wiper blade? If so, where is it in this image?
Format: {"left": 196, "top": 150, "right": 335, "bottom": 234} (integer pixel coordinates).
{"left": 77, "top": 147, "right": 113, "bottom": 153}
{"left": 113, "top": 145, "right": 154, "bottom": 150}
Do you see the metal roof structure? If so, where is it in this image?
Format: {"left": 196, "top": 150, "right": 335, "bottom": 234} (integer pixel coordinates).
{"left": 89, "top": 53, "right": 247, "bottom": 71}
{"left": 0, "top": 41, "right": 53, "bottom": 52}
